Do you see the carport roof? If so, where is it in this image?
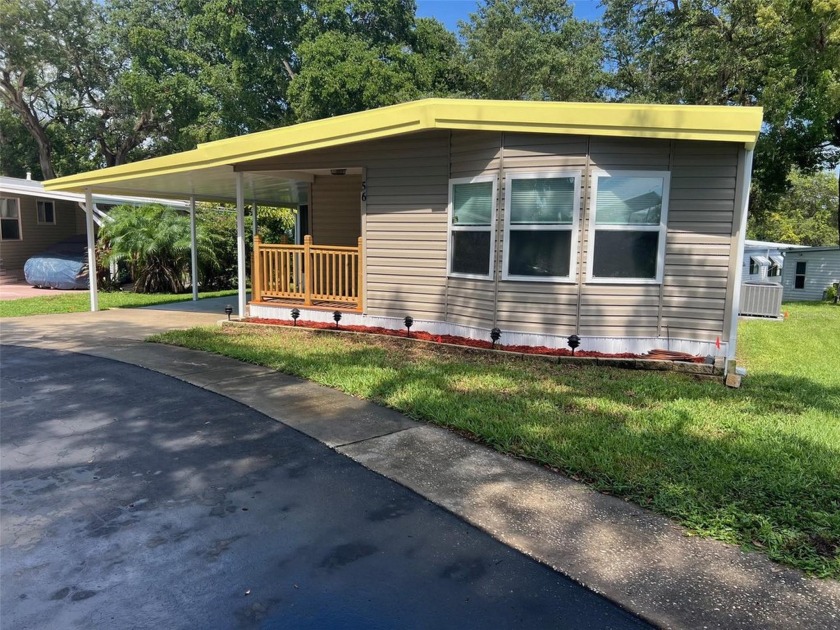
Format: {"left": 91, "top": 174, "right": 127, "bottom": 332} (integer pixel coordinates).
{"left": 44, "top": 98, "right": 763, "bottom": 202}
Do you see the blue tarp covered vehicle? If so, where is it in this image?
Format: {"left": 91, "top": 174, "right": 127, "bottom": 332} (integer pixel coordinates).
{"left": 23, "top": 235, "right": 89, "bottom": 290}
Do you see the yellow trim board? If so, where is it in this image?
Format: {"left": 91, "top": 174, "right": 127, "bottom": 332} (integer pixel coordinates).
{"left": 45, "top": 98, "right": 763, "bottom": 193}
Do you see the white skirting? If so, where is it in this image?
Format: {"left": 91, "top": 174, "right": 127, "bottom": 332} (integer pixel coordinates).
{"left": 248, "top": 304, "right": 727, "bottom": 357}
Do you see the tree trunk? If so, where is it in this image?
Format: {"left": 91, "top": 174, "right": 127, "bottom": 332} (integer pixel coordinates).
{"left": 0, "top": 74, "right": 57, "bottom": 179}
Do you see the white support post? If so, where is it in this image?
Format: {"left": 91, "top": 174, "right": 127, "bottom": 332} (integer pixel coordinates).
{"left": 236, "top": 173, "right": 247, "bottom": 318}
{"left": 727, "top": 148, "right": 754, "bottom": 366}
{"left": 84, "top": 188, "right": 99, "bottom": 312}
{"left": 190, "top": 196, "right": 198, "bottom": 301}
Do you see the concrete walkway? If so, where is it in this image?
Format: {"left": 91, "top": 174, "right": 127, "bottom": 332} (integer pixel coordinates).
{"left": 2, "top": 309, "right": 839, "bottom": 629}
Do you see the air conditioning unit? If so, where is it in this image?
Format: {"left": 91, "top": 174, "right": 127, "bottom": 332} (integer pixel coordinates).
{"left": 740, "top": 282, "right": 783, "bottom": 318}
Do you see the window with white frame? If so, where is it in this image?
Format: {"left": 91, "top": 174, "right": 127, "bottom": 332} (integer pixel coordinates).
{"left": 1, "top": 197, "right": 22, "bottom": 241}
{"left": 503, "top": 172, "right": 580, "bottom": 281}
{"left": 588, "top": 171, "right": 670, "bottom": 283}
{"left": 448, "top": 176, "right": 496, "bottom": 279}
{"left": 37, "top": 200, "right": 56, "bottom": 224}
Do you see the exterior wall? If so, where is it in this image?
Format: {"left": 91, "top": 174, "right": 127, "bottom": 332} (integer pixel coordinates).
{"left": 243, "top": 129, "right": 744, "bottom": 355}
{"left": 780, "top": 249, "right": 840, "bottom": 301}
{"left": 0, "top": 195, "right": 85, "bottom": 270}
{"left": 743, "top": 245, "right": 785, "bottom": 283}
{"left": 310, "top": 174, "right": 362, "bottom": 246}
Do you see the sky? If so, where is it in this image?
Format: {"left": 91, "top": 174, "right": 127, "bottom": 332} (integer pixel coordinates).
{"left": 415, "top": 0, "right": 604, "bottom": 33}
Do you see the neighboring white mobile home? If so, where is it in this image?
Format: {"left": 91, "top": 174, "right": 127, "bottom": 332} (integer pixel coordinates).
{"left": 742, "top": 239, "right": 805, "bottom": 284}
{"left": 780, "top": 246, "right": 840, "bottom": 301}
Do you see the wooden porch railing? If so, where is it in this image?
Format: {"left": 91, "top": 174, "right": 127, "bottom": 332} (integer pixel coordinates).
{"left": 252, "top": 235, "right": 363, "bottom": 310}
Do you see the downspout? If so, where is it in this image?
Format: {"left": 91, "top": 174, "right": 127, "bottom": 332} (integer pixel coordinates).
{"left": 84, "top": 187, "right": 99, "bottom": 312}
{"left": 235, "top": 173, "right": 247, "bottom": 318}
{"left": 726, "top": 148, "right": 754, "bottom": 368}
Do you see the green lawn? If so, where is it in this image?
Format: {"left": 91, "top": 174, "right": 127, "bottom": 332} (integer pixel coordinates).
{"left": 0, "top": 290, "right": 238, "bottom": 318}
{"left": 150, "top": 302, "right": 840, "bottom": 578}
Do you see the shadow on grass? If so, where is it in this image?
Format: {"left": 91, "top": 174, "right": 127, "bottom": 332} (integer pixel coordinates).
{"left": 154, "top": 325, "right": 840, "bottom": 579}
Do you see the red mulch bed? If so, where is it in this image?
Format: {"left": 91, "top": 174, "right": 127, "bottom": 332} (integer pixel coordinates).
{"left": 243, "top": 317, "right": 705, "bottom": 362}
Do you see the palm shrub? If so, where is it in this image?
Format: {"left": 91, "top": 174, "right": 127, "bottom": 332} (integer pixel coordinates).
{"left": 99, "top": 204, "right": 220, "bottom": 293}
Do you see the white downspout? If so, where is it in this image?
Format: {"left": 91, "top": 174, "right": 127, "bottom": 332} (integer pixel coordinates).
{"left": 236, "top": 173, "right": 247, "bottom": 318}
{"left": 190, "top": 196, "right": 198, "bottom": 301}
{"left": 252, "top": 199, "right": 258, "bottom": 241}
{"left": 727, "top": 148, "right": 754, "bottom": 365}
{"left": 84, "top": 187, "right": 99, "bottom": 312}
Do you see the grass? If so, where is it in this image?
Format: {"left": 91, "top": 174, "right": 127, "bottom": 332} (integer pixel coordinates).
{"left": 0, "top": 289, "right": 238, "bottom": 318}
{"left": 150, "top": 302, "right": 840, "bottom": 578}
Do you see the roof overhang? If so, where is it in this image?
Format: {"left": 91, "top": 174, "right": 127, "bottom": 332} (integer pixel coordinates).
{"left": 44, "top": 98, "right": 764, "bottom": 200}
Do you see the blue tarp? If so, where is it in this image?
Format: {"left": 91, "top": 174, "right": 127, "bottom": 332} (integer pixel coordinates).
{"left": 24, "top": 235, "right": 89, "bottom": 290}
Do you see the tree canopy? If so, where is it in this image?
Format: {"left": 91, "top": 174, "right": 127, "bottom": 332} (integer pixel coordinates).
{"left": 1, "top": 0, "right": 838, "bottom": 243}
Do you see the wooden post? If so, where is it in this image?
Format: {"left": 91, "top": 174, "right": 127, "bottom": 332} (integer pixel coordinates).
{"left": 252, "top": 235, "right": 262, "bottom": 303}
{"left": 304, "top": 234, "right": 312, "bottom": 306}
{"left": 357, "top": 236, "right": 364, "bottom": 311}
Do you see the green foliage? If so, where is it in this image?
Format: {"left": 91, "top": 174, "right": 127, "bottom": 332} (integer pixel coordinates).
{"left": 289, "top": 32, "right": 421, "bottom": 121}
{"left": 749, "top": 169, "right": 840, "bottom": 245}
{"left": 99, "top": 204, "right": 219, "bottom": 293}
{"left": 288, "top": 3, "right": 460, "bottom": 120}
{"left": 0, "top": 0, "right": 210, "bottom": 177}
{"left": 154, "top": 302, "right": 840, "bottom": 578}
{"left": 460, "top": 0, "right": 605, "bottom": 101}
{"left": 601, "top": 0, "right": 840, "bottom": 219}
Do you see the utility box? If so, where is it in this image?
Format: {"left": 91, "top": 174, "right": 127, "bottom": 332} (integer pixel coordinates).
{"left": 740, "top": 282, "right": 784, "bottom": 318}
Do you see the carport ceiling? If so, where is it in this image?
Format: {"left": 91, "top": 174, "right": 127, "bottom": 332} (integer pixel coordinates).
{"left": 75, "top": 166, "right": 311, "bottom": 206}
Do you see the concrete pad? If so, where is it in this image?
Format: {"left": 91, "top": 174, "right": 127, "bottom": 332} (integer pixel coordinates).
{"left": 202, "top": 372, "right": 418, "bottom": 448}
{"left": 339, "top": 424, "right": 840, "bottom": 630}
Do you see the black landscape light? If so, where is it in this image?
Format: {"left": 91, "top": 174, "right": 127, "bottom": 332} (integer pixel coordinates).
{"left": 291, "top": 308, "right": 300, "bottom": 326}
{"left": 567, "top": 334, "right": 581, "bottom": 355}
{"left": 404, "top": 315, "right": 414, "bottom": 337}
{"left": 224, "top": 304, "right": 233, "bottom": 321}
{"left": 490, "top": 327, "right": 501, "bottom": 349}
{"left": 333, "top": 310, "right": 342, "bottom": 329}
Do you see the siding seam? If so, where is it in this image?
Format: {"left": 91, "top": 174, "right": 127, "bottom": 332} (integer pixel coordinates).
{"left": 493, "top": 132, "right": 505, "bottom": 328}
{"left": 657, "top": 140, "right": 675, "bottom": 336}
{"left": 444, "top": 130, "right": 451, "bottom": 322}
{"left": 576, "top": 137, "right": 591, "bottom": 334}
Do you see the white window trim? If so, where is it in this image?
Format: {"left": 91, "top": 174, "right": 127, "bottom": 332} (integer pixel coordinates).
{"left": 446, "top": 175, "right": 497, "bottom": 281}
{"left": 502, "top": 170, "right": 581, "bottom": 283}
{"left": 36, "top": 199, "right": 57, "bottom": 225}
{"left": 0, "top": 196, "right": 23, "bottom": 241}
{"left": 586, "top": 169, "right": 671, "bottom": 285}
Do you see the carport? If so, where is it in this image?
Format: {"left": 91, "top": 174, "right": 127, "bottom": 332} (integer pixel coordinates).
{"left": 45, "top": 163, "right": 311, "bottom": 318}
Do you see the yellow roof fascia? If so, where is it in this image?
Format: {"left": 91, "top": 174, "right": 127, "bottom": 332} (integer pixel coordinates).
{"left": 45, "top": 98, "right": 762, "bottom": 193}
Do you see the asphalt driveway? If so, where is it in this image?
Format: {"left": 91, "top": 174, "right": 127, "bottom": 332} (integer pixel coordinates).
{"left": 0, "top": 346, "right": 645, "bottom": 629}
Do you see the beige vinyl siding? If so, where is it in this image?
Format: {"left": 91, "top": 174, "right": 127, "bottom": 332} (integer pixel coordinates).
{"left": 446, "top": 131, "right": 501, "bottom": 326}
{"left": 240, "top": 129, "right": 741, "bottom": 344}
{"left": 445, "top": 277, "right": 496, "bottom": 328}
{"left": 661, "top": 142, "right": 738, "bottom": 342}
{"left": 0, "top": 196, "right": 85, "bottom": 270}
{"left": 311, "top": 174, "right": 361, "bottom": 246}
{"left": 364, "top": 132, "right": 450, "bottom": 320}
{"left": 496, "top": 133, "right": 588, "bottom": 333}
{"left": 240, "top": 131, "right": 451, "bottom": 320}
{"left": 577, "top": 138, "right": 671, "bottom": 337}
